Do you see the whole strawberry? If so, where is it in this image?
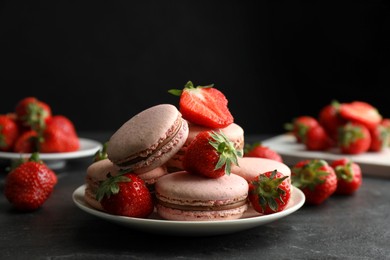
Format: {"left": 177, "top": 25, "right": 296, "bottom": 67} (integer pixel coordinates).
{"left": 0, "top": 114, "right": 20, "bottom": 151}
{"left": 338, "top": 122, "right": 371, "bottom": 154}
{"left": 318, "top": 100, "right": 346, "bottom": 141}
{"left": 244, "top": 142, "right": 283, "bottom": 162}
{"left": 168, "top": 81, "right": 234, "bottom": 128}
{"left": 284, "top": 115, "right": 319, "bottom": 143}
{"left": 183, "top": 130, "right": 242, "bottom": 178}
{"left": 13, "top": 130, "right": 39, "bottom": 153}
{"left": 248, "top": 170, "right": 291, "bottom": 214}
{"left": 15, "top": 97, "right": 52, "bottom": 131}
{"left": 304, "top": 124, "right": 334, "bottom": 151}
{"left": 4, "top": 152, "right": 58, "bottom": 211}
{"left": 330, "top": 158, "right": 362, "bottom": 195}
{"left": 96, "top": 172, "right": 154, "bottom": 218}
{"left": 291, "top": 159, "right": 337, "bottom": 205}
{"left": 368, "top": 123, "right": 389, "bottom": 152}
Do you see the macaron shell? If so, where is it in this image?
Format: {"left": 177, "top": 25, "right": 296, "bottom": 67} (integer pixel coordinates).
{"left": 231, "top": 157, "right": 291, "bottom": 183}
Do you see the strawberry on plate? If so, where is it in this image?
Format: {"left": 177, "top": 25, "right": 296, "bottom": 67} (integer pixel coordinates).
{"left": 244, "top": 142, "right": 283, "bottom": 162}
{"left": 4, "top": 152, "right": 58, "bottom": 211}
{"left": 291, "top": 159, "right": 337, "bottom": 205}
{"left": 168, "top": 81, "right": 234, "bottom": 128}
{"left": 40, "top": 121, "right": 80, "bottom": 153}
{"left": 318, "top": 100, "right": 346, "bottom": 141}
{"left": 183, "top": 130, "right": 242, "bottom": 178}
{"left": 284, "top": 115, "right": 319, "bottom": 143}
{"left": 0, "top": 114, "right": 20, "bottom": 151}
{"left": 338, "top": 122, "right": 371, "bottom": 154}
{"left": 248, "top": 169, "right": 291, "bottom": 215}
{"left": 15, "top": 97, "right": 52, "bottom": 131}
{"left": 330, "top": 158, "right": 362, "bottom": 195}
{"left": 96, "top": 172, "right": 154, "bottom": 218}
{"left": 369, "top": 123, "right": 389, "bottom": 152}
{"left": 304, "top": 124, "right": 334, "bottom": 151}
{"left": 13, "top": 130, "right": 39, "bottom": 153}
{"left": 339, "top": 101, "right": 382, "bottom": 130}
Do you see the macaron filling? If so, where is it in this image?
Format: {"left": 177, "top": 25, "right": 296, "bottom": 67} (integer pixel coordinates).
{"left": 156, "top": 197, "right": 248, "bottom": 211}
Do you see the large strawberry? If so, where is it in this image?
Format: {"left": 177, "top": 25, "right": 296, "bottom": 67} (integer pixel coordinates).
{"left": 338, "top": 122, "right": 371, "bottom": 154}
{"left": 318, "top": 100, "right": 346, "bottom": 141}
{"left": 4, "top": 152, "right": 58, "bottom": 211}
{"left": 304, "top": 124, "right": 334, "bottom": 151}
{"left": 284, "top": 115, "right": 319, "bottom": 143}
{"left": 168, "top": 81, "right": 234, "bottom": 128}
{"left": 339, "top": 101, "right": 382, "bottom": 130}
{"left": 96, "top": 172, "right": 154, "bottom": 218}
{"left": 244, "top": 142, "right": 283, "bottom": 162}
{"left": 330, "top": 158, "right": 362, "bottom": 195}
{"left": 183, "top": 130, "right": 242, "bottom": 178}
{"left": 291, "top": 159, "right": 337, "bottom": 205}
{"left": 0, "top": 114, "right": 20, "bottom": 151}
{"left": 248, "top": 170, "right": 291, "bottom": 214}
{"left": 15, "top": 97, "right": 52, "bottom": 132}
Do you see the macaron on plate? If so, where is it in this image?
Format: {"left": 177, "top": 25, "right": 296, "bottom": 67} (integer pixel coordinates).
{"left": 72, "top": 184, "right": 305, "bottom": 236}
{"left": 0, "top": 138, "right": 102, "bottom": 170}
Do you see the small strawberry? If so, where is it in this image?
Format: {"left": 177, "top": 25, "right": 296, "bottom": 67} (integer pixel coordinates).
{"left": 248, "top": 170, "right": 291, "bottom": 214}
{"left": 291, "top": 159, "right": 337, "bottom": 205}
{"left": 339, "top": 101, "right": 382, "bottom": 130}
{"left": 284, "top": 115, "right": 319, "bottom": 143}
{"left": 338, "top": 122, "right": 371, "bottom": 154}
{"left": 183, "top": 130, "right": 242, "bottom": 178}
{"left": 0, "top": 114, "right": 20, "bottom": 151}
{"left": 4, "top": 152, "right": 58, "bottom": 211}
{"left": 318, "top": 100, "right": 346, "bottom": 141}
{"left": 168, "top": 81, "right": 234, "bottom": 128}
{"left": 369, "top": 123, "right": 389, "bottom": 152}
{"left": 96, "top": 172, "right": 154, "bottom": 218}
{"left": 244, "top": 142, "right": 283, "bottom": 162}
{"left": 330, "top": 158, "right": 362, "bottom": 195}
{"left": 304, "top": 124, "right": 334, "bottom": 151}
{"left": 15, "top": 97, "right": 52, "bottom": 132}
{"left": 13, "top": 130, "right": 39, "bottom": 153}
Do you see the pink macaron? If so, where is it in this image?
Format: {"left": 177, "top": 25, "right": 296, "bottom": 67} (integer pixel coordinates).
{"left": 231, "top": 157, "right": 291, "bottom": 184}
{"left": 166, "top": 122, "right": 244, "bottom": 171}
{"left": 106, "top": 104, "right": 189, "bottom": 173}
{"left": 155, "top": 171, "right": 249, "bottom": 221}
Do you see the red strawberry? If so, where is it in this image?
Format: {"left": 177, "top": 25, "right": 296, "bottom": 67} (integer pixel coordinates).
{"left": 291, "top": 159, "right": 337, "bottom": 205}
{"left": 4, "top": 152, "right": 58, "bottom": 211}
{"left": 40, "top": 123, "right": 80, "bottom": 153}
{"left": 96, "top": 172, "right": 154, "bottom": 218}
{"left": 248, "top": 170, "right": 291, "bottom": 214}
{"left": 169, "top": 81, "right": 234, "bottom": 128}
{"left": 0, "top": 115, "right": 20, "bottom": 151}
{"left": 13, "top": 130, "right": 39, "bottom": 153}
{"left": 244, "top": 142, "right": 283, "bottom": 162}
{"left": 330, "top": 158, "right": 362, "bottom": 195}
{"left": 183, "top": 130, "right": 241, "bottom": 178}
{"left": 369, "top": 123, "right": 389, "bottom": 152}
{"left": 45, "top": 115, "right": 78, "bottom": 136}
{"left": 338, "top": 122, "right": 371, "bottom": 154}
{"left": 284, "top": 116, "right": 319, "bottom": 143}
{"left": 15, "top": 97, "right": 52, "bottom": 131}
{"left": 318, "top": 100, "right": 346, "bottom": 141}
{"left": 339, "top": 101, "right": 382, "bottom": 130}
{"left": 304, "top": 124, "right": 334, "bottom": 151}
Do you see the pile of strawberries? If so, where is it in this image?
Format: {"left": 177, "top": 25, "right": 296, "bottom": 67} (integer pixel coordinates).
{"left": 0, "top": 97, "right": 80, "bottom": 153}
{"left": 285, "top": 100, "right": 390, "bottom": 154}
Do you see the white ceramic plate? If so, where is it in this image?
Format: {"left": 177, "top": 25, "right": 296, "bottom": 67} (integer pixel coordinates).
{"left": 72, "top": 184, "right": 305, "bottom": 236}
{"left": 0, "top": 138, "right": 102, "bottom": 169}
{"left": 262, "top": 134, "right": 390, "bottom": 178}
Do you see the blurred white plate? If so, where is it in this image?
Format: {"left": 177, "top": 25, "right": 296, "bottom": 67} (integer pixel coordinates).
{"left": 0, "top": 138, "right": 102, "bottom": 169}
{"left": 262, "top": 134, "right": 390, "bottom": 178}
{"left": 72, "top": 184, "right": 305, "bottom": 236}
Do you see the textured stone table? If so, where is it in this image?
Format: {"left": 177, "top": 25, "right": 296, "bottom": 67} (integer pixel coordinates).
{"left": 1, "top": 132, "right": 389, "bottom": 259}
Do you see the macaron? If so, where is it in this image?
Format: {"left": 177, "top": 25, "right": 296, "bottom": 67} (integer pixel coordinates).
{"left": 155, "top": 171, "right": 249, "bottom": 221}
{"left": 107, "top": 104, "right": 189, "bottom": 173}
{"left": 84, "top": 159, "right": 167, "bottom": 210}
{"left": 231, "top": 157, "right": 291, "bottom": 184}
{"left": 166, "top": 122, "right": 244, "bottom": 172}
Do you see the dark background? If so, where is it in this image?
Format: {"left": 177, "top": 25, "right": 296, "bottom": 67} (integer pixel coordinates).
{"left": 1, "top": 1, "right": 389, "bottom": 136}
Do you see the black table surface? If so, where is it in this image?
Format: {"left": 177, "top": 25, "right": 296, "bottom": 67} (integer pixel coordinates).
{"left": 1, "top": 132, "right": 389, "bottom": 260}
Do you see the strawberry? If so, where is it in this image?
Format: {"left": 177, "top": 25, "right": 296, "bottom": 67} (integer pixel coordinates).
{"left": 244, "top": 142, "right": 283, "bottom": 162}
{"left": 338, "top": 122, "right": 371, "bottom": 154}
{"left": 15, "top": 97, "right": 52, "bottom": 132}
{"left": 291, "top": 159, "right": 337, "bottom": 205}
{"left": 40, "top": 123, "right": 80, "bottom": 153}
{"left": 4, "top": 152, "right": 58, "bottom": 211}
{"left": 318, "top": 100, "right": 346, "bottom": 141}
{"left": 330, "top": 158, "right": 362, "bottom": 195}
{"left": 0, "top": 115, "right": 20, "bottom": 151}
{"left": 96, "top": 172, "right": 154, "bottom": 218}
{"left": 381, "top": 118, "right": 390, "bottom": 147}
{"left": 284, "top": 116, "right": 319, "bottom": 143}
{"left": 45, "top": 115, "right": 78, "bottom": 136}
{"left": 248, "top": 170, "right": 291, "bottom": 214}
{"left": 183, "top": 130, "right": 242, "bottom": 178}
{"left": 339, "top": 101, "right": 382, "bottom": 130}
{"left": 304, "top": 124, "right": 334, "bottom": 151}
{"left": 369, "top": 123, "right": 389, "bottom": 152}
{"left": 168, "top": 81, "right": 234, "bottom": 128}
{"left": 13, "top": 130, "right": 39, "bottom": 153}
